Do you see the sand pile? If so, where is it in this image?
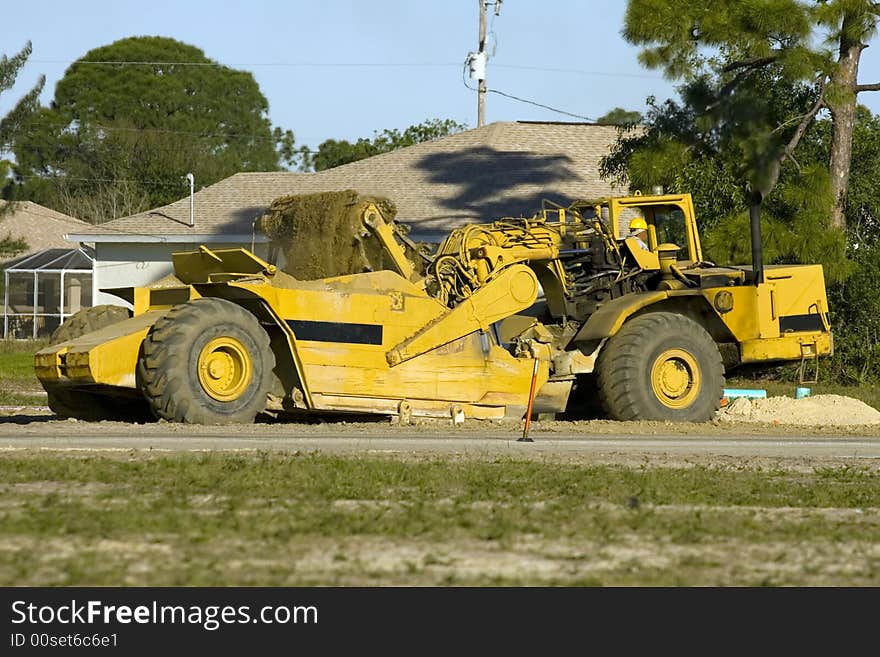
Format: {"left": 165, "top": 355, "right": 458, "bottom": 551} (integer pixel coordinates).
{"left": 716, "top": 394, "right": 880, "bottom": 426}
{"left": 257, "top": 190, "right": 423, "bottom": 280}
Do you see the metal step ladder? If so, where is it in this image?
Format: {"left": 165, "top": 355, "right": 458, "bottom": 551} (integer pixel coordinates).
{"left": 798, "top": 341, "right": 819, "bottom": 384}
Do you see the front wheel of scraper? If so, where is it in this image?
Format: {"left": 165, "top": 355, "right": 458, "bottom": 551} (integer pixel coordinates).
{"left": 137, "top": 298, "right": 275, "bottom": 424}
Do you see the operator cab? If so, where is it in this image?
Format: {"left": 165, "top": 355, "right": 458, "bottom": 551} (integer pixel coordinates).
{"left": 611, "top": 195, "right": 748, "bottom": 290}
{"left": 580, "top": 193, "right": 704, "bottom": 270}
{"left": 623, "top": 202, "right": 695, "bottom": 266}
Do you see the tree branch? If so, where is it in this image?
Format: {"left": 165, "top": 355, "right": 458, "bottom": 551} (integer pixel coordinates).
{"left": 704, "top": 68, "right": 759, "bottom": 112}
{"left": 785, "top": 81, "right": 826, "bottom": 159}
{"left": 760, "top": 78, "right": 828, "bottom": 197}
{"left": 772, "top": 78, "right": 828, "bottom": 135}
{"left": 721, "top": 53, "right": 781, "bottom": 73}
{"left": 706, "top": 55, "right": 783, "bottom": 113}
{"left": 856, "top": 82, "right": 880, "bottom": 92}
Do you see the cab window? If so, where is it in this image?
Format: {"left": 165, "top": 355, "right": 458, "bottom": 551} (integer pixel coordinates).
{"left": 650, "top": 206, "right": 688, "bottom": 251}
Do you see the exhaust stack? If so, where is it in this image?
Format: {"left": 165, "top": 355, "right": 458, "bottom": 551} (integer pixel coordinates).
{"left": 749, "top": 198, "right": 764, "bottom": 286}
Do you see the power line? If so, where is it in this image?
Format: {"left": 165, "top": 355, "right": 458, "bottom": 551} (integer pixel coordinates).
{"left": 1, "top": 121, "right": 291, "bottom": 143}
{"left": 0, "top": 121, "right": 324, "bottom": 153}
{"left": 461, "top": 66, "right": 595, "bottom": 123}
{"left": 486, "top": 88, "right": 595, "bottom": 122}
{"left": 21, "top": 53, "right": 659, "bottom": 128}
{"left": 6, "top": 60, "right": 618, "bottom": 152}
{"left": 29, "top": 57, "right": 664, "bottom": 80}
{"left": 2, "top": 91, "right": 595, "bottom": 153}
{"left": 494, "top": 64, "right": 663, "bottom": 80}
{"left": 13, "top": 173, "right": 202, "bottom": 188}
{"left": 31, "top": 59, "right": 462, "bottom": 69}
{"left": 1, "top": 117, "right": 470, "bottom": 150}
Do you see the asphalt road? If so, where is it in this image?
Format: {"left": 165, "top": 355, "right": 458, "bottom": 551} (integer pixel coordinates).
{"left": 2, "top": 417, "right": 880, "bottom": 460}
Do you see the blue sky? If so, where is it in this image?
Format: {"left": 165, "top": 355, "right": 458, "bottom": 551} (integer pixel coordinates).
{"left": 5, "top": 1, "right": 880, "bottom": 155}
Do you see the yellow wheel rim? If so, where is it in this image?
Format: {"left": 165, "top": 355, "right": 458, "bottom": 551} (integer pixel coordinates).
{"left": 197, "top": 337, "right": 252, "bottom": 402}
{"left": 650, "top": 348, "right": 701, "bottom": 409}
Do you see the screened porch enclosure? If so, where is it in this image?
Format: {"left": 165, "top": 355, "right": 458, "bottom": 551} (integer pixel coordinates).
{"left": 3, "top": 247, "right": 95, "bottom": 339}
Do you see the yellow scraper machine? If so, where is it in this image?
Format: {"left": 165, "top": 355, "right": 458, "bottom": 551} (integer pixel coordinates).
{"left": 34, "top": 190, "right": 832, "bottom": 424}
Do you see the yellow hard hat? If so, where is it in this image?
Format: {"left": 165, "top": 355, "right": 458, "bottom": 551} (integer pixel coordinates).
{"left": 629, "top": 217, "right": 648, "bottom": 231}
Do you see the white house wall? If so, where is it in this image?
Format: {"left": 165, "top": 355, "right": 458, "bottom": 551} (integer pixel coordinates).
{"left": 93, "top": 242, "right": 276, "bottom": 308}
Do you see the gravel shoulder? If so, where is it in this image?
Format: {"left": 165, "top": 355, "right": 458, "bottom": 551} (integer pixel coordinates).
{"left": 4, "top": 392, "right": 880, "bottom": 435}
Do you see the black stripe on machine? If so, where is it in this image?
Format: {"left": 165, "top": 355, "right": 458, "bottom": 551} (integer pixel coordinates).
{"left": 779, "top": 313, "right": 826, "bottom": 333}
{"left": 286, "top": 319, "right": 383, "bottom": 345}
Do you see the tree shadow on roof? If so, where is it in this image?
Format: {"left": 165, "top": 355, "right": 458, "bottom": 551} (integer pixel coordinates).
{"left": 204, "top": 206, "right": 267, "bottom": 238}
{"left": 417, "top": 146, "right": 582, "bottom": 222}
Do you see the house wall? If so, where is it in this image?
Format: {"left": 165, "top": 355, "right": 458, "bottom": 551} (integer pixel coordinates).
{"left": 93, "top": 241, "right": 276, "bottom": 308}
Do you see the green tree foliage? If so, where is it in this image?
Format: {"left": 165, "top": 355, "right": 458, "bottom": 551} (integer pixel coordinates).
{"left": 1, "top": 41, "right": 44, "bottom": 258}
{"left": 607, "top": 1, "right": 864, "bottom": 283}
{"left": 298, "top": 118, "right": 467, "bottom": 172}
{"left": 597, "top": 107, "right": 643, "bottom": 125}
{"left": 9, "top": 36, "right": 295, "bottom": 223}
{"left": 814, "top": 0, "right": 880, "bottom": 229}
{"left": 622, "top": 0, "right": 880, "bottom": 230}
{"left": 623, "top": 0, "right": 819, "bottom": 202}
{"left": 820, "top": 107, "right": 880, "bottom": 383}
{"left": 826, "top": 235, "right": 880, "bottom": 384}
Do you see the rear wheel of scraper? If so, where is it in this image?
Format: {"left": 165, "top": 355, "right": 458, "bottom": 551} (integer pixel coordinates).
{"left": 137, "top": 297, "right": 275, "bottom": 424}
{"left": 45, "top": 386, "right": 153, "bottom": 423}
{"left": 45, "top": 304, "right": 152, "bottom": 422}
{"left": 49, "top": 304, "right": 131, "bottom": 345}
{"left": 596, "top": 312, "right": 724, "bottom": 422}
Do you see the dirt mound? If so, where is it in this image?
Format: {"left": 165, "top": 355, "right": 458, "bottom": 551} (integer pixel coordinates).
{"left": 257, "top": 190, "right": 420, "bottom": 280}
{"left": 716, "top": 394, "right": 880, "bottom": 426}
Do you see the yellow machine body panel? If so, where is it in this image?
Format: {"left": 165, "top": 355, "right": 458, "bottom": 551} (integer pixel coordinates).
{"left": 35, "top": 310, "right": 167, "bottom": 388}
{"left": 230, "top": 271, "right": 551, "bottom": 417}
{"left": 35, "top": 259, "right": 554, "bottom": 420}
{"left": 570, "top": 266, "right": 830, "bottom": 369}
{"left": 721, "top": 264, "right": 832, "bottom": 363}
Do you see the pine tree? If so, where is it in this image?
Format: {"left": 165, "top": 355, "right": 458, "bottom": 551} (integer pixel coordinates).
{"left": 623, "top": 0, "right": 880, "bottom": 230}
{"left": 0, "top": 41, "right": 44, "bottom": 258}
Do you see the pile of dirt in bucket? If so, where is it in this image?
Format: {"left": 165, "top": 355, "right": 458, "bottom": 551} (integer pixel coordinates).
{"left": 716, "top": 394, "right": 880, "bottom": 426}
{"left": 257, "top": 190, "right": 424, "bottom": 280}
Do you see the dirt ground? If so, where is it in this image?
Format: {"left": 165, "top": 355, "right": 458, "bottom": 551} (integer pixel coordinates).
{"left": 0, "top": 407, "right": 880, "bottom": 438}
{"left": 4, "top": 395, "right": 880, "bottom": 439}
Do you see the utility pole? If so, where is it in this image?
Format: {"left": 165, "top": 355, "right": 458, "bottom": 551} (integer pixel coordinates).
{"left": 477, "top": 0, "right": 487, "bottom": 127}
{"left": 468, "top": 0, "right": 500, "bottom": 127}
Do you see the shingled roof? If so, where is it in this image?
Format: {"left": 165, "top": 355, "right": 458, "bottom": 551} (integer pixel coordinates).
{"left": 1, "top": 201, "right": 91, "bottom": 264}
{"left": 67, "top": 121, "right": 630, "bottom": 243}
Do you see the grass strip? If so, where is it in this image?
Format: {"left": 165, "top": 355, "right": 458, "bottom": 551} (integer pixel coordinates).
{"left": 0, "top": 452, "right": 877, "bottom": 585}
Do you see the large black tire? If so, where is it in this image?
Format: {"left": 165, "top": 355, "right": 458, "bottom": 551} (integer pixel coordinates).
{"left": 49, "top": 304, "right": 131, "bottom": 345}
{"left": 137, "top": 298, "right": 275, "bottom": 424}
{"left": 596, "top": 312, "right": 724, "bottom": 422}
{"left": 44, "top": 304, "right": 152, "bottom": 422}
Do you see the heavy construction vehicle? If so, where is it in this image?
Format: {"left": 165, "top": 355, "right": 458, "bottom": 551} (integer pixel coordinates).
{"left": 34, "top": 190, "right": 832, "bottom": 424}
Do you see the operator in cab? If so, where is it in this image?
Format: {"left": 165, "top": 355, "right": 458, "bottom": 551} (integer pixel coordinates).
{"left": 628, "top": 216, "right": 650, "bottom": 251}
